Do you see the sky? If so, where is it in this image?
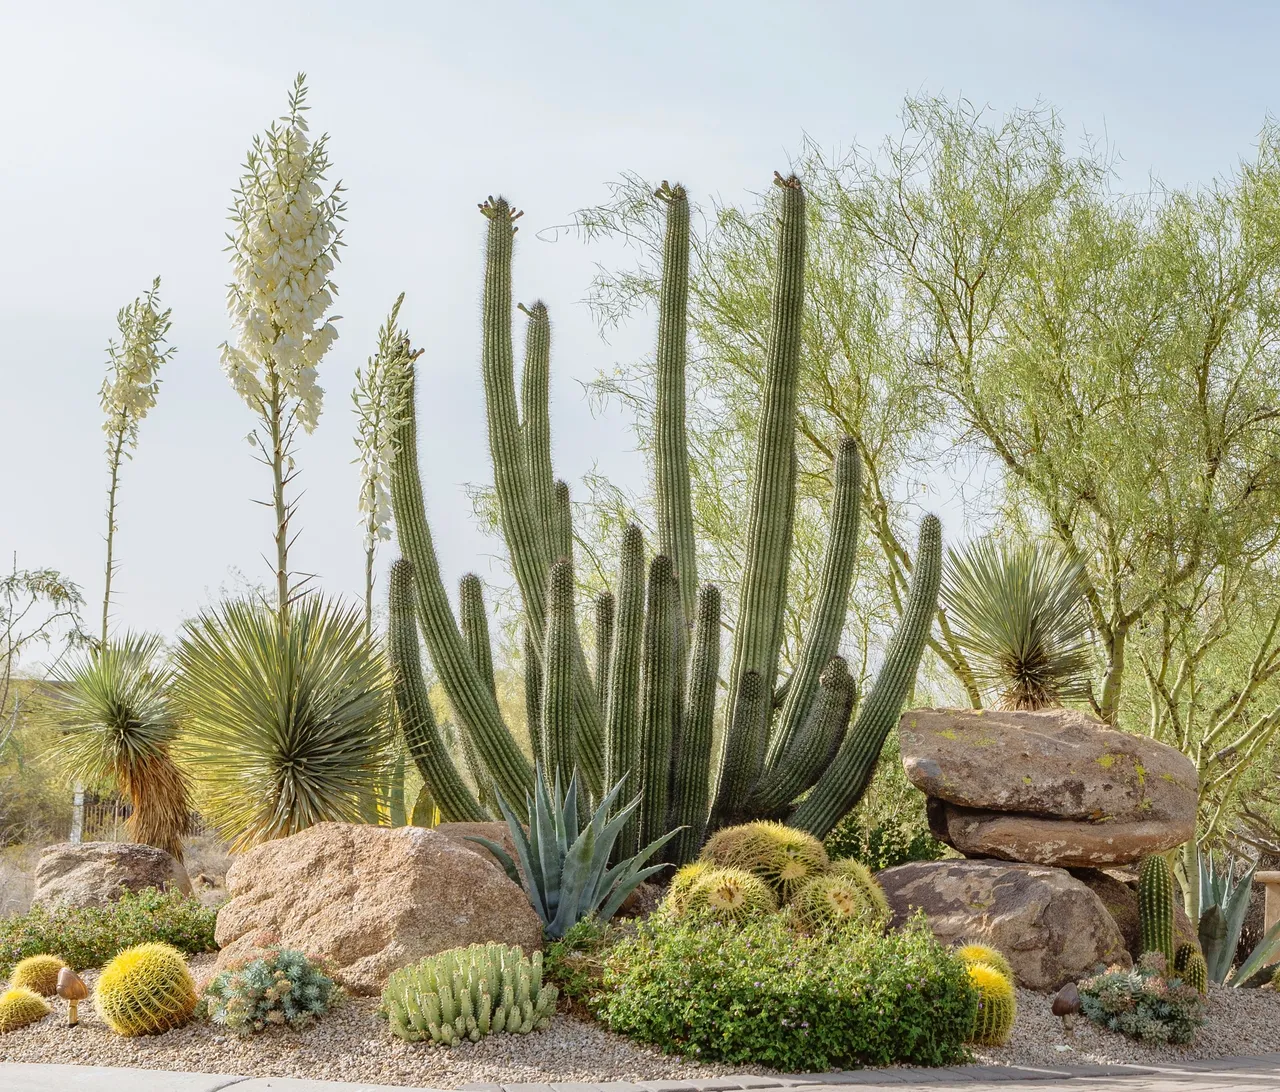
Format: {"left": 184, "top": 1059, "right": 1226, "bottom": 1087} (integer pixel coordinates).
{"left": 3, "top": 0, "right": 1279, "bottom": 654}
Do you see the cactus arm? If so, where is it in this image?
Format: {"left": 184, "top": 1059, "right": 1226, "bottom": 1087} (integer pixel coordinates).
{"left": 552, "top": 479, "right": 573, "bottom": 563}
{"left": 668, "top": 583, "right": 721, "bottom": 864}
{"left": 653, "top": 181, "right": 698, "bottom": 627}
{"left": 542, "top": 560, "right": 577, "bottom": 782}
{"left": 523, "top": 624, "right": 544, "bottom": 770}
{"left": 604, "top": 524, "right": 645, "bottom": 855}
{"left": 1139, "top": 854, "right": 1177, "bottom": 965}
{"left": 708, "top": 669, "right": 767, "bottom": 829}
{"left": 594, "top": 590, "right": 615, "bottom": 717}
{"left": 518, "top": 300, "right": 556, "bottom": 554}
{"left": 790, "top": 514, "right": 942, "bottom": 838}
{"left": 387, "top": 559, "right": 487, "bottom": 822}
{"left": 719, "top": 174, "right": 807, "bottom": 806}
{"left": 638, "top": 555, "right": 678, "bottom": 848}
{"left": 458, "top": 574, "right": 497, "bottom": 698}
{"left": 749, "top": 657, "right": 854, "bottom": 815}
{"left": 389, "top": 367, "right": 534, "bottom": 804}
{"left": 766, "top": 437, "right": 861, "bottom": 769}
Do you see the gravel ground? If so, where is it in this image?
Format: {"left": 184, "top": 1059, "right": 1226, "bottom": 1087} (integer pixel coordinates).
{"left": 973, "top": 983, "right": 1280, "bottom": 1067}
{"left": 4, "top": 956, "right": 1279, "bottom": 1085}
{"left": 0, "top": 956, "right": 768, "bottom": 1088}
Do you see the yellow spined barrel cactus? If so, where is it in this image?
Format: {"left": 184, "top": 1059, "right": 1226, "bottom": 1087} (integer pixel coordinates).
{"left": 828, "top": 858, "right": 891, "bottom": 924}
{"left": 94, "top": 942, "right": 197, "bottom": 1036}
{"left": 0, "top": 986, "right": 51, "bottom": 1032}
{"left": 791, "top": 874, "right": 880, "bottom": 932}
{"left": 9, "top": 954, "right": 68, "bottom": 997}
{"left": 700, "top": 821, "right": 829, "bottom": 900}
{"left": 664, "top": 861, "right": 714, "bottom": 913}
{"left": 967, "top": 961, "right": 1016, "bottom": 1046}
{"left": 955, "top": 941, "right": 1015, "bottom": 983}
{"left": 683, "top": 867, "right": 778, "bottom": 922}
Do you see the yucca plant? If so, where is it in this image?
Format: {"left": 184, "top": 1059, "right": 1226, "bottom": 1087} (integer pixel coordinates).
{"left": 468, "top": 765, "right": 676, "bottom": 938}
{"left": 940, "top": 538, "right": 1093, "bottom": 710}
{"left": 173, "top": 595, "right": 391, "bottom": 850}
{"left": 52, "top": 633, "right": 191, "bottom": 860}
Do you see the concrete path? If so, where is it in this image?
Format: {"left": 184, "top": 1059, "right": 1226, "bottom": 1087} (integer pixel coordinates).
{"left": 2, "top": 1058, "right": 1279, "bottom": 1092}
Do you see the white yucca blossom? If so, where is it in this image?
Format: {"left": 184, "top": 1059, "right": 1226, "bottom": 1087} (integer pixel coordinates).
{"left": 352, "top": 294, "right": 417, "bottom": 551}
{"left": 221, "top": 73, "right": 344, "bottom": 433}
{"left": 100, "top": 277, "right": 174, "bottom": 450}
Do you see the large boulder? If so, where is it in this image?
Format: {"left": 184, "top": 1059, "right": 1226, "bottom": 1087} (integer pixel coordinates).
{"left": 901, "top": 708, "right": 1197, "bottom": 866}
{"left": 32, "top": 842, "right": 192, "bottom": 910}
{"left": 1070, "top": 868, "right": 1201, "bottom": 963}
{"left": 877, "top": 858, "right": 1130, "bottom": 990}
{"left": 212, "top": 822, "right": 542, "bottom": 995}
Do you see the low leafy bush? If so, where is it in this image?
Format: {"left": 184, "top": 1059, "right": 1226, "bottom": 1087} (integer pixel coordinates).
{"left": 824, "top": 814, "right": 946, "bottom": 871}
{"left": 202, "top": 948, "right": 335, "bottom": 1033}
{"left": 600, "top": 911, "right": 975, "bottom": 1070}
{"left": 544, "top": 916, "right": 616, "bottom": 1015}
{"left": 0, "top": 888, "right": 217, "bottom": 977}
{"left": 1079, "top": 953, "right": 1207, "bottom": 1044}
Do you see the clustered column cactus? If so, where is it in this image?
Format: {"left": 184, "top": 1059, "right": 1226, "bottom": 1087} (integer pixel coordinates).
{"left": 387, "top": 172, "right": 942, "bottom": 854}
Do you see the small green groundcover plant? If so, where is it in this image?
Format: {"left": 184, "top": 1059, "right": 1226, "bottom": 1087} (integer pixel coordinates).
{"left": 1079, "top": 953, "right": 1207, "bottom": 1045}
{"left": 202, "top": 948, "right": 336, "bottom": 1033}
{"left": 0, "top": 888, "right": 216, "bottom": 978}
{"left": 600, "top": 910, "right": 975, "bottom": 1070}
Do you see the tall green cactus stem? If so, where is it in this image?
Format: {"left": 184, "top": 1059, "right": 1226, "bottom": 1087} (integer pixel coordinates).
{"left": 638, "top": 555, "right": 678, "bottom": 848}
{"left": 749, "top": 657, "right": 853, "bottom": 815}
{"left": 523, "top": 624, "right": 544, "bottom": 770}
{"left": 721, "top": 174, "right": 807, "bottom": 810}
{"left": 1174, "top": 943, "right": 1208, "bottom": 995}
{"left": 605, "top": 524, "right": 645, "bottom": 853}
{"left": 542, "top": 560, "right": 577, "bottom": 782}
{"left": 791, "top": 515, "right": 942, "bottom": 837}
{"left": 595, "top": 590, "right": 614, "bottom": 717}
{"left": 458, "top": 574, "right": 498, "bottom": 808}
{"left": 653, "top": 182, "right": 698, "bottom": 627}
{"left": 766, "top": 438, "right": 861, "bottom": 769}
{"left": 552, "top": 480, "right": 572, "bottom": 562}
{"left": 1139, "top": 854, "right": 1177, "bottom": 965}
{"left": 390, "top": 366, "right": 533, "bottom": 804}
{"left": 387, "top": 560, "right": 486, "bottom": 822}
{"left": 518, "top": 301, "right": 556, "bottom": 554}
{"left": 668, "top": 582, "right": 721, "bottom": 864}
{"left": 709, "top": 669, "right": 767, "bottom": 829}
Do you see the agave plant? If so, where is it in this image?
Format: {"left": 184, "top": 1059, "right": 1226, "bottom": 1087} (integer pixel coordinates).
{"left": 941, "top": 538, "right": 1093, "bottom": 710}
{"left": 174, "top": 595, "right": 391, "bottom": 850}
{"left": 53, "top": 633, "right": 191, "bottom": 859}
{"left": 468, "top": 766, "right": 675, "bottom": 938}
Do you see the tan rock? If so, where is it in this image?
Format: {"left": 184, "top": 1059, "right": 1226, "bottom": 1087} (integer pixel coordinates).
{"left": 937, "top": 802, "right": 1194, "bottom": 867}
{"left": 32, "top": 842, "right": 192, "bottom": 909}
{"left": 900, "top": 707, "right": 1198, "bottom": 825}
{"left": 213, "top": 822, "right": 543, "bottom": 995}
{"left": 434, "top": 822, "right": 523, "bottom": 882}
{"left": 876, "top": 858, "right": 1130, "bottom": 990}
{"left": 1070, "top": 867, "right": 1201, "bottom": 962}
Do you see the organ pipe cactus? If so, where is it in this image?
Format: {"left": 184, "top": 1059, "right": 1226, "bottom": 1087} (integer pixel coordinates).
{"left": 387, "top": 172, "right": 942, "bottom": 860}
{"left": 1139, "top": 854, "right": 1177, "bottom": 966}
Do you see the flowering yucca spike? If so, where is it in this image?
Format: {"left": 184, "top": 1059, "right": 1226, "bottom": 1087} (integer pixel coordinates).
{"left": 220, "top": 73, "right": 345, "bottom": 620}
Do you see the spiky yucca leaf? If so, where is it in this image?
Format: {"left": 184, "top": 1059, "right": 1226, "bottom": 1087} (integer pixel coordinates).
{"left": 53, "top": 633, "right": 191, "bottom": 860}
{"left": 941, "top": 538, "right": 1093, "bottom": 710}
{"left": 174, "top": 595, "right": 391, "bottom": 850}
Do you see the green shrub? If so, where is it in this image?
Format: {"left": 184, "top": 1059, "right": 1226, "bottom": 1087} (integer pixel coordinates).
{"left": 600, "top": 911, "right": 974, "bottom": 1069}
{"left": 1079, "top": 953, "right": 1206, "bottom": 1044}
{"left": 543, "top": 916, "right": 614, "bottom": 1015}
{"left": 202, "top": 948, "right": 335, "bottom": 1033}
{"left": 824, "top": 814, "right": 946, "bottom": 871}
{"left": 0, "top": 888, "right": 216, "bottom": 978}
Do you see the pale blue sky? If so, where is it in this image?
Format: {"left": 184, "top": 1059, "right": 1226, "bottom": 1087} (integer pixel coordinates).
{"left": 2, "top": 0, "right": 1276, "bottom": 648}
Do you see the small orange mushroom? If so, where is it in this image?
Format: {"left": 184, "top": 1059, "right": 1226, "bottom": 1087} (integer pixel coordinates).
{"left": 55, "top": 968, "right": 88, "bottom": 1027}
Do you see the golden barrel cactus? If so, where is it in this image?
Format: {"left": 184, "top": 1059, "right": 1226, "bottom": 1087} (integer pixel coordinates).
{"left": 94, "top": 942, "right": 197, "bottom": 1036}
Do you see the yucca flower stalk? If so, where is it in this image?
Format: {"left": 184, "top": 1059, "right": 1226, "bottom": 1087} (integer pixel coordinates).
{"left": 352, "top": 294, "right": 417, "bottom": 636}
{"left": 99, "top": 278, "right": 175, "bottom": 644}
{"left": 220, "top": 73, "right": 345, "bottom": 627}
{"left": 941, "top": 537, "right": 1094, "bottom": 711}
{"left": 53, "top": 633, "right": 191, "bottom": 860}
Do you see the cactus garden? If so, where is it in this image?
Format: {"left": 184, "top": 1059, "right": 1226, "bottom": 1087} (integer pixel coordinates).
{"left": 8, "top": 11, "right": 1280, "bottom": 1087}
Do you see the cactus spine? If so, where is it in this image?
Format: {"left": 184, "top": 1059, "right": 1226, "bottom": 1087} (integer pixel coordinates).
{"left": 542, "top": 560, "right": 577, "bottom": 782}
{"left": 1174, "top": 943, "right": 1208, "bottom": 995}
{"left": 791, "top": 515, "right": 943, "bottom": 837}
{"left": 967, "top": 962, "right": 1016, "bottom": 1046}
{"left": 388, "top": 561, "right": 485, "bottom": 822}
{"left": 1139, "top": 854, "right": 1177, "bottom": 965}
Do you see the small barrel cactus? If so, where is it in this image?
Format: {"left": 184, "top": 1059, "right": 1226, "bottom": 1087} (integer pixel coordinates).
{"left": 381, "top": 943, "right": 556, "bottom": 1046}
{"left": 0, "top": 986, "right": 51, "bottom": 1032}
{"left": 700, "top": 821, "right": 829, "bottom": 900}
{"left": 1174, "top": 943, "right": 1208, "bottom": 996}
{"left": 682, "top": 867, "right": 778, "bottom": 922}
{"left": 828, "top": 857, "right": 890, "bottom": 924}
{"left": 664, "top": 861, "right": 714, "bottom": 913}
{"left": 203, "top": 948, "right": 335, "bottom": 1033}
{"left": 955, "top": 941, "right": 1015, "bottom": 983}
{"left": 791, "top": 874, "right": 879, "bottom": 932}
{"left": 9, "top": 954, "right": 68, "bottom": 997}
{"left": 1138, "top": 855, "right": 1176, "bottom": 965}
{"left": 967, "top": 961, "right": 1016, "bottom": 1046}
{"left": 94, "top": 942, "right": 197, "bottom": 1036}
